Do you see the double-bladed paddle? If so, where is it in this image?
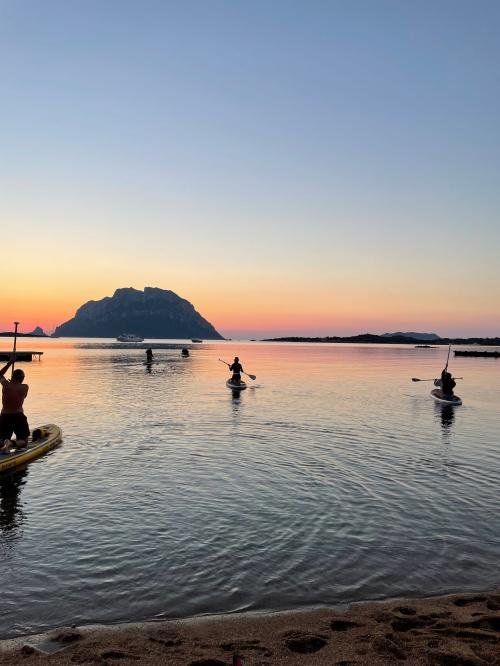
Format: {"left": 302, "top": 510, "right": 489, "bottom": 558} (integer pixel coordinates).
{"left": 219, "top": 358, "right": 256, "bottom": 381}
{"left": 412, "top": 377, "right": 463, "bottom": 382}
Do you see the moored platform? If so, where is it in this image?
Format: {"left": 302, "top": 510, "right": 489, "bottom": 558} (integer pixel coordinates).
{"left": 0, "top": 351, "right": 44, "bottom": 362}
{"left": 455, "top": 350, "right": 500, "bottom": 358}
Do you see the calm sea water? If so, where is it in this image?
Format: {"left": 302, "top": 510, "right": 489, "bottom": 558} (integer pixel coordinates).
{"left": 0, "top": 338, "right": 499, "bottom": 638}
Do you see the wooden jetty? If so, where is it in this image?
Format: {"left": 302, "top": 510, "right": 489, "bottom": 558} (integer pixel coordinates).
{"left": 0, "top": 351, "right": 43, "bottom": 362}
{"left": 454, "top": 350, "right": 500, "bottom": 358}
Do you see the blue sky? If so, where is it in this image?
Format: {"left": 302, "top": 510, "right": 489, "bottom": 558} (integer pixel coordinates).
{"left": 1, "top": 1, "right": 499, "bottom": 337}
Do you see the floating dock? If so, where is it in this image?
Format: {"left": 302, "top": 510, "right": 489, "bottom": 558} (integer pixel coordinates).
{"left": 454, "top": 350, "right": 500, "bottom": 358}
{"left": 0, "top": 351, "right": 43, "bottom": 362}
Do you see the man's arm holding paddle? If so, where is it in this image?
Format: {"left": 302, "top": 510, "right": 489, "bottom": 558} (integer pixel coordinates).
{"left": 0, "top": 357, "right": 14, "bottom": 386}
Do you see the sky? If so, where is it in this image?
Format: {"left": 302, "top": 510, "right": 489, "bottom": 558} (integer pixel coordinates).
{"left": 1, "top": 0, "right": 499, "bottom": 338}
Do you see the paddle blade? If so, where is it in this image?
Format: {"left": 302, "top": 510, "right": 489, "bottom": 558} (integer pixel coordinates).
{"left": 411, "top": 378, "right": 421, "bottom": 382}
{"left": 247, "top": 374, "right": 256, "bottom": 380}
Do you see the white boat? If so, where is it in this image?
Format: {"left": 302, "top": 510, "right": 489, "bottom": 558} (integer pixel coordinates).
{"left": 116, "top": 334, "right": 144, "bottom": 342}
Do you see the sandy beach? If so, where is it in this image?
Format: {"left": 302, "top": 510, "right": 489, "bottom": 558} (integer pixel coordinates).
{"left": 1, "top": 589, "right": 500, "bottom": 664}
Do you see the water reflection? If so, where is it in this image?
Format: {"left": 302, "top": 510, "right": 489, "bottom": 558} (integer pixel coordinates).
{"left": 230, "top": 389, "right": 243, "bottom": 404}
{"left": 3, "top": 337, "right": 500, "bottom": 640}
{"left": 0, "top": 468, "right": 28, "bottom": 540}
{"left": 439, "top": 405, "right": 455, "bottom": 433}
{"left": 434, "top": 403, "right": 456, "bottom": 448}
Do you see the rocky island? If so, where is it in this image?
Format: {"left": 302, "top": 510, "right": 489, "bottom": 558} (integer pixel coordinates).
{"left": 53, "top": 287, "right": 223, "bottom": 339}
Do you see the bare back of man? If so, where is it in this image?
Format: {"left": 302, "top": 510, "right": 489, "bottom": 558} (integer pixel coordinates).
{"left": 0, "top": 358, "right": 30, "bottom": 452}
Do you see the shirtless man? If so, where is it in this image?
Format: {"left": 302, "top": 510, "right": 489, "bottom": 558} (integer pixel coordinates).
{"left": 0, "top": 356, "right": 30, "bottom": 452}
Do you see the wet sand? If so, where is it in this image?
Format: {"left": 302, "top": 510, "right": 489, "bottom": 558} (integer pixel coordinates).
{"left": 1, "top": 589, "right": 500, "bottom": 664}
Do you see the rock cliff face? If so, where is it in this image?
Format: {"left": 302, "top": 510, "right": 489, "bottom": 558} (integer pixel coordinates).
{"left": 54, "top": 287, "right": 224, "bottom": 339}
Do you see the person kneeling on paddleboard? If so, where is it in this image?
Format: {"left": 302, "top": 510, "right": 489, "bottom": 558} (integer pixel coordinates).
{"left": 439, "top": 369, "right": 456, "bottom": 398}
{"left": 0, "top": 356, "right": 30, "bottom": 453}
{"left": 229, "top": 357, "right": 244, "bottom": 386}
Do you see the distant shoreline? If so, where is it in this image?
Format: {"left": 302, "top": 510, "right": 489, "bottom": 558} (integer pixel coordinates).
{"left": 0, "top": 332, "right": 47, "bottom": 338}
{"left": 262, "top": 334, "right": 500, "bottom": 345}
{"left": 1, "top": 332, "right": 499, "bottom": 345}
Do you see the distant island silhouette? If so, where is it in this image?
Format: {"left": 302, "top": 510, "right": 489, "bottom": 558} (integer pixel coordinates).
{"left": 0, "top": 326, "right": 47, "bottom": 337}
{"left": 262, "top": 333, "right": 500, "bottom": 345}
{"left": 53, "top": 287, "right": 224, "bottom": 339}
{"left": 381, "top": 332, "right": 440, "bottom": 341}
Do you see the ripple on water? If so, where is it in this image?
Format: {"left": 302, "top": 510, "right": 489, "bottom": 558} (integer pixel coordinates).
{"left": 0, "top": 341, "right": 499, "bottom": 637}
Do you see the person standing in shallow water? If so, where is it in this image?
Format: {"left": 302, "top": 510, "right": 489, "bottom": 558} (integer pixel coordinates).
{"left": 229, "top": 357, "right": 244, "bottom": 385}
{"left": 0, "top": 357, "right": 30, "bottom": 452}
{"left": 146, "top": 348, "right": 153, "bottom": 362}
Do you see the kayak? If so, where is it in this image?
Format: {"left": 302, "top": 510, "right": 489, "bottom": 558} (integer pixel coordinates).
{"left": 0, "top": 424, "right": 62, "bottom": 473}
{"left": 226, "top": 379, "right": 247, "bottom": 391}
{"left": 430, "top": 389, "right": 462, "bottom": 406}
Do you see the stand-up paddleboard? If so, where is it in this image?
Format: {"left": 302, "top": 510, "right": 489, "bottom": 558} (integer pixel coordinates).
{"left": 430, "top": 389, "right": 462, "bottom": 406}
{"left": 226, "top": 379, "right": 247, "bottom": 391}
{"left": 0, "top": 424, "right": 62, "bottom": 473}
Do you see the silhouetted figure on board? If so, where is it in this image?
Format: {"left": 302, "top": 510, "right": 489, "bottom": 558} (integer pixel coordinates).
{"left": 229, "top": 357, "right": 244, "bottom": 385}
{"left": 440, "top": 369, "right": 456, "bottom": 397}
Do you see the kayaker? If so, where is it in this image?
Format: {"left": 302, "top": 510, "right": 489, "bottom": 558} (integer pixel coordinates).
{"left": 0, "top": 356, "right": 30, "bottom": 452}
{"left": 181, "top": 348, "right": 189, "bottom": 357}
{"left": 146, "top": 348, "right": 153, "bottom": 361}
{"left": 229, "top": 357, "right": 244, "bottom": 385}
{"left": 440, "top": 369, "right": 456, "bottom": 397}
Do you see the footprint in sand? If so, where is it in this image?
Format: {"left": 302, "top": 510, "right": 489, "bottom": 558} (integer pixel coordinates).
{"left": 101, "top": 649, "right": 140, "bottom": 660}
{"left": 486, "top": 596, "right": 500, "bottom": 611}
{"left": 283, "top": 631, "right": 328, "bottom": 654}
{"left": 220, "top": 641, "right": 271, "bottom": 657}
{"left": 453, "top": 595, "right": 488, "bottom": 607}
{"left": 394, "top": 606, "right": 416, "bottom": 616}
{"left": 391, "top": 614, "right": 436, "bottom": 632}
{"left": 330, "top": 619, "right": 360, "bottom": 631}
{"left": 466, "top": 616, "right": 500, "bottom": 632}
{"left": 149, "top": 637, "right": 182, "bottom": 648}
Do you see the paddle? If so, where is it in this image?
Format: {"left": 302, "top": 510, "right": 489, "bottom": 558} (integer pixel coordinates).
{"left": 445, "top": 343, "right": 452, "bottom": 371}
{"left": 412, "top": 344, "right": 459, "bottom": 383}
{"left": 11, "top": 321, "right": 19, "bottom": 379}
{"left": 218, "top": 358, "right": 256, "bottom": 381}
{"left": 412, "top": 377, "right": 463, "bottom": 382}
